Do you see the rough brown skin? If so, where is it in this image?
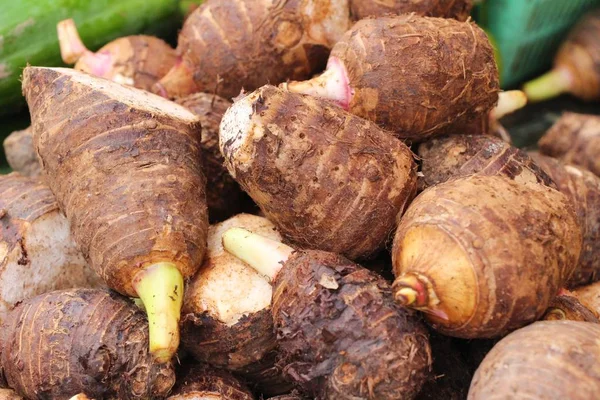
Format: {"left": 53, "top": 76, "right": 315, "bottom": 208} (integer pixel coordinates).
{"left": 154, "top": 0, "right": 350, "bottom": 99}
{"left": 0, "top": 389, "right": 22, "bottom": 400}
{"left": 417, "top": 135, "right": 555, "bottom": 191}
{"left": 468, "top": 321, "right": 600, "bottom": 400}
{"left": 573, "top": 281, "right": 600, "bottom": 316}
{"left": 529, "top": 153, "right": 600, "bottom": 287}
{"left": 167, "top": 364, "right": 254, "bottom": 400}
{"left": 219, "top": 85, "right": 417, "bottom": 260}
{"left": 3, "top": 127, "right": 41, "bottom": 178}
{"left": 176, "top": 93, "right": 253, "bottom": 222}
{"left": 272, "top": 250, "right": 432, "bottom": 400}
{"left": 285, "top": 15, "right": 499, "bottom": 141}
{"left": 0, "top": 173, "right": 103, "bottom": 321}
{"left": 350, "top": 0, "right": 473, "bottom": 21}
{"left": 392, "top": 175, "right": 582, "bottom": 338}
{"left": 542, "top": 292, "right": 600, "bottom": 323}
{"left": 181, "top": 214, "right": 292, "bottom": 396}
{"left": 0, "top": 289, "right": 176, "bottom": 400}
{"left": 266, "top": 392, "right": 306, "bottom": 400}
{"left": 538, "top": 112, "right": 600, "bottom": 177}
{"left": 22, "top": 66, "right": 208, "bottom": 298}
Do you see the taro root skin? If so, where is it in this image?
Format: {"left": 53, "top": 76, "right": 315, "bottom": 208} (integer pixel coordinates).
{"left": 3, "top": 127, "right": 41, "bottom": 178}
{"left": 350, "top": 0, "right": 473, "bottom": 21}
{"left": 220, "top": 85, "right": 417, "bottom": 260}
{"left": 392, "top": 175, "right": 582, "bottom": 338}
{"left": 542, "top": 292, "right": 600, "bottom": 323}
{"left": 0, "top": 289, "right": 176, "bottom": 400}
{"left": 166, "top": 364, "right": 254, "bottom": 400}
{"left": 573, "top": 281, "right": 600, "bottom": 316}
{"left": 468, "top": 321, "right": 600, "bottom": 400}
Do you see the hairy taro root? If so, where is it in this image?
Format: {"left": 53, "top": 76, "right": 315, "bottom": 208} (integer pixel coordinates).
{"left": 0, "top": 289, "right": 176, "bottom": 399}
{"left": 468, "top": 321, "right": 600, "bottom": 400}
{"left": 23, "top": 67, "right": 209, "bottom": 362}
{"left": 154, "top": 0, "right": 351, "bottom": 99}
{"left": 220, "top": 85, "right": 417, "bottom": 260}
{"left": 222, "top": 228, "right": 432, "bottom": 400}
{"left": 181, "top": 214, "right": 291, "bottom": 396}
{"left": 3, "top": 127, "right": 40, "bottom": 178}
{"left": 392, "top": 175, "right": 582, "bottom": 338}
{"left": 538, "top": 112, "right": 600, "bottom": 177}
{"left": 58, "top": 18, "right": 177, "bottom": 91}
{"left": 283, "top": 15, "right": 499, "bottom": 141}
{"left": 167, "top": 364, "right": 254, "bottom": 400}
{"left": 350, "top": 0, "right": 473, "bottom": 21}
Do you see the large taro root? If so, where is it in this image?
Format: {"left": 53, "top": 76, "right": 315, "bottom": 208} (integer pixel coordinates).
{"left": 219, "top": 85, "right": 417, "bottom": 260}
{"left": 468, "top": 321, "right": 600, "bottom": 400}
{"left": 154, "top": 0, "right": 351, "bottom": 99}
{"left": 23, "top": 66, "right": 209, "bottom": 363}
{"left": 392, "top": 175, "right": 582, "bottom": 338}
{"left": 167, "top": 364, "right": 254, "bottom": 400}
{"left": 0, "top": 289, "right": 176, "bottom": 400}
{"left": 222, "top": 228, "right": 432, "bottom": 400}
{"left": 284, "top": 15, "right": 499, "bottom": 141}
{"left": 3, "top": 127, "right": 40, "bottom": 178}
{"left": 350, "top": 0, "right": 473, "bottom": 21}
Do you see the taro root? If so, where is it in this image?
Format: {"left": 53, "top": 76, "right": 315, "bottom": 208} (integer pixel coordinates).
{"left": 417, "top": 134, "right": 554, "bottom": 191}
{"left": 392, "top": 175, "right": 582, "bottom": 338}
{"left": 283, "top": 15, "right": 499, "bottom": 141}
{"left": 219, "top": 85, "right": 417, "bottom": 260}
{"left": 538, "top": 112, "right": 600, "bottom": 177}
{"left": 222, "top": 228, "right": 432, "bottom": 400}
{"left": 167, "top": 364, "right": 254, "bottom": 400}
{"left": 154, "top": 0, "right": 351, "bottom": 99}
{"left": 23, "top": 67, "right": 209, "bottom": 362}
{"left": 0, "top": 173, "right": 102, "bottom": 321}
{"left": 468, "top": 321, "right": 600, "bottom": 400}
{"left": 529, "top": 153, "right": 600, "bottom": 287}
{"left": 266, "top": 392, "right": 306, "bottom": 400}
{"left": 0, "top": 389, "right": 22, "bottom": 400}
{"left": 573, "top": 281, "right": 600, "bottom": 316}
{"left": 181, "top": 214, "right": 291, "bottom": 396}
{"left": 58, "top": 18, "right": 177, "bottom": 91}
{"left": 0, "top": 289, "right": 176, "bottom": 400}
{"left": 523, "top": 10, "right": 600, "bottom": 102}
{"left": 176, "top": 93, "right": 252, "bottom": 222}
{"left": 3, "top": 127, "right": 40, "bottom": 178}
{"left": 542, "top": 290, "right": 600, "bottom": 323}
{"left": 350, "top": 0, "right": 473, "bottom": 21}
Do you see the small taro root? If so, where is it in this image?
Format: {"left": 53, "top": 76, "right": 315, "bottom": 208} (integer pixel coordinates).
{"left": 538, "top": 112, "right": 600, "bottom": 177}
{"left": 57, "top": 18, "right": 177, "bottom": 91}
{"left": 0, "top": 289, "right": 176, "bottom": 400}
{"left": 23, "top": 67, "right": 209, "bottom": 363}
{"left": 283, "top": 15, "right": 499, "bottom": 141}
{"left": 417, "top": 134, "right": 554, "bottom": 191}
{"left": 350, "top": 0, "right": 473, "bottom": 21}
{"left": 392, "top": 175, "right": 582, "bottom": 338}
{"left": 468, "top": 321, "right": 600, "bottom": 400}
{"left": 167, "top": 364, "right": 254, "bottom": 400}
{"left": 3, "top": 127, "right": 40, "bottom": 178}
{"left": 0, "top": 173, "right": 102, "bottom": 321}
{"left": 529, "top": 153, "right": 600, "bottom": 287}
{"left": 219, "top": 85, "right": 417, "bottom": 260}
{"left": 222, "top": 228, "right": 432, "bottom": 400}
{"left": 177, "top": 93, "right": 252, "bottom": 222}
{"left": 181, "top": 214, "right": 291, "bottom": 396}
{"left": 542, "top": 290, "right": 599, "bottom": 323}
{"left": 523, "top": 10, "right": 600, "bottom": 102}
{"left": 154, "top": 0, "right": 351, "bottom": 99}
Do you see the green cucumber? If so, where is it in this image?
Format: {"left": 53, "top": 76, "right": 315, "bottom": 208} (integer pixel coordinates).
{"left": 0, "top": 0, "right": 181, "bottom": 116}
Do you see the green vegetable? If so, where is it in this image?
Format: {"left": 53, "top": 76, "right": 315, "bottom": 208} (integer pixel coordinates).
{"left": 0, "top": 0, "right": 181, "bottom": 116}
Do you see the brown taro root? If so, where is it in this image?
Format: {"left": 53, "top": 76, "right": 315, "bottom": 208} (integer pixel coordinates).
{"left": 573, "top": 281, "right": 600, "bottom": 316}
{"left": 266, "top": 392, "right": 306, "bottom": 400}
{"left": 0, "top": 389, "right": 22, "bottom": 400}
{"left": 3, "top": 127, "right": 40, "bottom": 178}
{"left": 542, "top": 290, "right": 600, "bottom": 323}
{"left": 0, "top": 173, "right": 103, "bottom": 321}
{"left": 22, "top": 67, "right": 209, "bottom": 363}
{"left": 219, "top": 85, "right": 417, "bottom": 260}
{"left": 523, "top": 10, "right": 600, "bottom": 102}
{"left": 177, "top": 93, "right": 252, "bottom": 222}
{"left": 57, "top": 18, "right": 177, "bottom": 91}
{"left": 154, "top": 0, "right": 351, "bottom": 99}
{"left": 392, "top": 175, "right": 582, "bottom": 338}
{"left": 417, "top": 134, "right": 555, "bottom": 191}
{"left": 350, "top": 0, "right": 472, "bottom": 21}
{"left": 468, "top": 321, "right": 600, "bottom": 400}
{"left": 222, "top": 228, "right": 432, "bottom": 400}
{"left": 529, "top": 153, "right": 600, "bottom": 287}
{"left": 181, "top": 214, "right": 291, "bottom": 396}
{"left": 283, "top": 15, "right": 499, "bottom": 141}
{"left": 0, "top": 289, "right": 176, "bottom": 400}
{"left": 167, "top": 364, "right": 254, "bottom": 400}
{"left": 538, "top": 112, "right": 600, "bottom": 177}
